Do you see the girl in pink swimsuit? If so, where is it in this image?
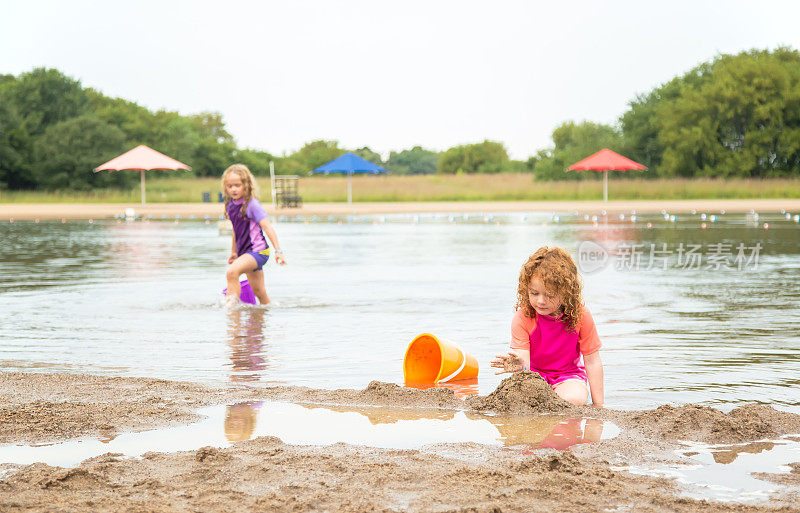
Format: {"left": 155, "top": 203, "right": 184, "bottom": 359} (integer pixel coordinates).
{"left": 490, "top": 246, "right": 604, "bottom": 407}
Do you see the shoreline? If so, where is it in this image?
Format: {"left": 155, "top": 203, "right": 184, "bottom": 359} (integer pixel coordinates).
{"left": 2, "top": 198, "right": 800, "bottom": 220}
{"left": 1, "top": 369, "right": 799, "bottom": 511}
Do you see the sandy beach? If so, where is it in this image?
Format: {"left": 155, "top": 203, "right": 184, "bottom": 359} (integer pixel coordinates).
{"left": 2, "top": 198, "right": 800, "bottom": 220}
{"left": 1, "top": 369, "right": 799, "bottom": 512}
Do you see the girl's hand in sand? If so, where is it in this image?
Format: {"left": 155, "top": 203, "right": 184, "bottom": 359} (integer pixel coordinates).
{"left": 490, "top": 352, "right": 523, "bottom": 374}
{"left": 228, "top": 253, "right": 237, "bottom": 264}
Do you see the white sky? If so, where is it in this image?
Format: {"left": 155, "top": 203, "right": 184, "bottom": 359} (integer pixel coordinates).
{"left": 3, "top": 1, "right": 799, "bottom": 160}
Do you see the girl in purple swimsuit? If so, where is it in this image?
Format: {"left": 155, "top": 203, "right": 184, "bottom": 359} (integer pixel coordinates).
{"left": 490, "top": 246, "right": 604, "bottom": 407}
{"left": 222, "top": 164, "right": 286, "bottom": 306}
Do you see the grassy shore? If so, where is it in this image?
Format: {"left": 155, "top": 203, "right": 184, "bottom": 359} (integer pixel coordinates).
{"left": 2, "top": 175, "right": 800, "bottom": 203}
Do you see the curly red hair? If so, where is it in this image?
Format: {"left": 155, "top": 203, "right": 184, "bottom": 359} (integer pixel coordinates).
{"left": 515, "top": 246, "right": 583, "bottom": 332}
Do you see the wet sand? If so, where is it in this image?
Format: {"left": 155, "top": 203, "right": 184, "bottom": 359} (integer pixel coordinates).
{"left": 1, "top": 370, "right": 799, "bottom": 512}
{"left": 2, "top": 198, "right": 800, "bottom": 220}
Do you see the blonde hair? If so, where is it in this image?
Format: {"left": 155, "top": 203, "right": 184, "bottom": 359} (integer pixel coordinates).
{"left": 515, "top": 246, "right": 583, "bottom": 332}
{"left": 221, "top": 164, "right": 259, "bottom": 219}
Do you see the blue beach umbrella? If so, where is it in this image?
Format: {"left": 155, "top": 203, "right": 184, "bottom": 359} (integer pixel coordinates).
{"left": 311, "top": 152, "right": 388, "bottom": 203}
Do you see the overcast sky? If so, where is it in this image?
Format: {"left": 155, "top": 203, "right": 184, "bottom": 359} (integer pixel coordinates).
{"left": 3, "top": 1, "right": 799, "bottom": 160}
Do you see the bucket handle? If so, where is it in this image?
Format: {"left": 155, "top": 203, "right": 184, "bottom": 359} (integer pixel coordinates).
{"left": 437, "top": 347, "right": 467, "bottom": 383}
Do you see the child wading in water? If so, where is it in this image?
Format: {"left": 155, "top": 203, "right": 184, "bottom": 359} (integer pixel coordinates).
{"left": 491, "top": 246, "right": 604, "bottom": 407}
{"left": 222, "top": 164, "right": 286, "bottom": 306}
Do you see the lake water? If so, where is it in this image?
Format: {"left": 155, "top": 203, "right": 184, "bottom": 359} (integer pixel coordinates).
{"left": 1, "top": 210, "right": 799, "bottom": 413}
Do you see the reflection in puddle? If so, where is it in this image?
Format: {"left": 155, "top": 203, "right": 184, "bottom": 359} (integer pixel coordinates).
{"left": 226, "top": 309, "right": 269, "bottom": 384}
{"left": 0, "top": 402, "right": 617, "bottom": 468}
{"left": 405, "top": 380, "right": 480, "bottom": 399}
{"left": 614, "top": 436, "right": 800, "bottom": 502}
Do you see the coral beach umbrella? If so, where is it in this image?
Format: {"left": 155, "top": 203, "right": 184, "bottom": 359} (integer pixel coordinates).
{"left": 567, "top": 148, "right": 646, "bottom": 203}
{"left": 94, "top": 145, "right": 191, "bottom": 205}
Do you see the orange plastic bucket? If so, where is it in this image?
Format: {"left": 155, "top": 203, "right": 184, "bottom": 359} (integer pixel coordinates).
{"left": 403, "top": 333, "right": 479, "bottom": 384}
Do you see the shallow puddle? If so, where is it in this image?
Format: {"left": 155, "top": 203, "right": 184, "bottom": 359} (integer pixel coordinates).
{"left": 0, "top": 402, "right": 617, "bottom": 468}
{"left": 614, "top": 436, "right": 800, "bottom": 502}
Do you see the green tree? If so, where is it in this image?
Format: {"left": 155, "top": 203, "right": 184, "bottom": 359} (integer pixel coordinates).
{"left": 528, "top": 122, "right": 626, "bottom": 180}
{"left": 289, "top": 140, "right": 346, "bottom": 173}
{"left": 234, "top": 148, "right": 275, "bottom": 175}
{"left": 353, "top": 146, "right": 383, "bottom": 165}
{"left": 386, "top": 146, "right": 439, "bottom": 175}
{"left": 3, "top": 68, "right": 89, "bottom": 136}
{"left": 88, "top": 90, "right": 157, "bottom": 145}
{"left": 189, "top": 111, "right": 234, "bottom": 144}
{"left": 0, "top": 93, "right": 33, "bottom": 189}
{"left": 33, "top": 115, "right": 129, "bottom": 190}
{"left": 438, "top": 140, "right": 509, "bottom": 174}
{"left": 621, "top": 47, "right": 800, "bottom": 177}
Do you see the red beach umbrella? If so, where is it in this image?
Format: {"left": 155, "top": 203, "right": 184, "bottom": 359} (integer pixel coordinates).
{"left": 567, "top": 148, "right": 646, "bottom": 203}
{"left": 94, "top": 145, "right": 191, "bottom": 205}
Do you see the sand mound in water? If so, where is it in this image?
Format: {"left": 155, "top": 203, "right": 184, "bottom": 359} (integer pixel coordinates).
{"left": 629, "top": 403, "right": 800, "bottom": 443}
{"left": 465, "top": 372, "right": 572, "bottom": 414}
{"left": 354, "top": 381, "right": 460, "bottom": 408}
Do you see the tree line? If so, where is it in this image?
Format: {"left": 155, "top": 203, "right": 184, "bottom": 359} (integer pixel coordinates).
{"left": 531, "top": 47, "right": 800, "bottom": 180}
{"left": 2, "top": 47, "right": 799, "bottom": 191}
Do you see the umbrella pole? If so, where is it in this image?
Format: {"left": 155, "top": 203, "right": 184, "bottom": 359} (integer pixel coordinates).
{"left": 603, "top": 170, "right": 608, "bottom": 203}
{"left": 347, "top": 172, "right": 352, "bottom": 204}
{"left": 141, "top": 170, "right": 146, "bottom": 205}
{"left": 269, "top": 161, "right": 277, "bottom": 209}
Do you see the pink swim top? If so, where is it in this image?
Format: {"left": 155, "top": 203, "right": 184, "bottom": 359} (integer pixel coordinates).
{"left": 510, "top": 306, "right": 601, "bottom": 386}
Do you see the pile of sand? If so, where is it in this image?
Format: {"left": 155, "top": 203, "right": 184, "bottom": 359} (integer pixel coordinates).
{"left": 465, "top": 372, "right": 572, "bottom": 414}
{"left": 353, "top": 381, "right": 461, "bottom": 408}
{"left": 628, "top": 403, "right": 800, "bottom": 443}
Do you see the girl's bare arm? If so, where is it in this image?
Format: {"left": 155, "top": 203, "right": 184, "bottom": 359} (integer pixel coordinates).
{"left": 259, "top": 217, "right": 286, "bottom": 265}
{"left": 228, "top": 232, "right": 237, "bottom": 264}
{"left": 583, "top": 351, "right": 604, "bottom": 407}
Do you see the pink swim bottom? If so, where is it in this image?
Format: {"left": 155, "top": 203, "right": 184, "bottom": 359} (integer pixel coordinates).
{"left": 534, "top": 369, "right": 588, "bottom": 388}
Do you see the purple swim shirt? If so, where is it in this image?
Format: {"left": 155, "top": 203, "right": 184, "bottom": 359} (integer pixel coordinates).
{"left": 227, "top": 198, "right": 269, "bottom": 256}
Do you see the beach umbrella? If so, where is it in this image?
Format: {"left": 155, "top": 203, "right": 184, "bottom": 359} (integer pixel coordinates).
{"left": 567, "top": 149, "right": 646, "bottom": 203}
{"left": 311, "top": 152, "right": 388, "bottom": 203}
{"left": 94, "top": 145, "right": 191, "bottom": 205}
